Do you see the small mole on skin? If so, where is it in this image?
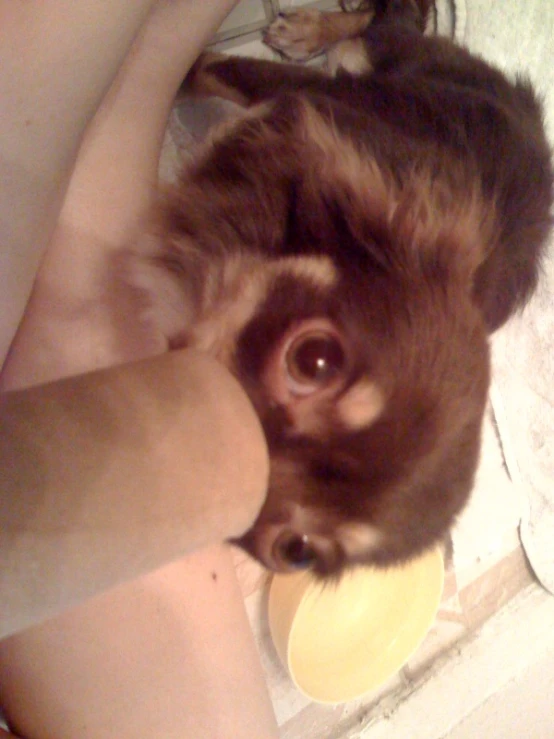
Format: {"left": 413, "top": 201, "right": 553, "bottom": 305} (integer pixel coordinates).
{"left": 211, "top": 571, "right": 218, "bottom": 582}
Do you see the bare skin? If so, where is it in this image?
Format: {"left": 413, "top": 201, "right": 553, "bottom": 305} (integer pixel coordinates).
{"left": 0, "top": 1, "right": 277, "bottom": 736}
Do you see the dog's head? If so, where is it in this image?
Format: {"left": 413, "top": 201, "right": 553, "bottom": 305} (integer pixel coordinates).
{"left": 138, "top": 97, "right": 493, "bottom": 576}
{"left": 229, "top": 101, "right": 493, "bottom": 575}
{"left": 233, "top": 263, "right": 490, "bottom": 576}
{"left": 231, "top": 181, "right": 491, "bottom": 575}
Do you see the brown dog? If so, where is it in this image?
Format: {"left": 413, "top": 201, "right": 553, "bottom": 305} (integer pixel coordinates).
{"left": 133, "top": 0, "right": 553, "bottom": 576}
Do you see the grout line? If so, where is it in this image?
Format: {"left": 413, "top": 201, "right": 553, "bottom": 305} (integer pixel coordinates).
{"left": 344, "top": 584, "right": 554, "bottom": 738}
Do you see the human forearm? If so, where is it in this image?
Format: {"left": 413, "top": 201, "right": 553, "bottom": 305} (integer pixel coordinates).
{"left": 0, "top": 0, "right": 163, "bottom": 359}
{"left": 0, "top": 349, "right": 268, "bottom": 638}
{"left": 0, "top": 0, "right": 240, "bottom": 364}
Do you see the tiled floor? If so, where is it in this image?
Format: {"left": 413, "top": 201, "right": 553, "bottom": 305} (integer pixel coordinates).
{"left": 232, "top": 536, "right": 535, "bottom": 738}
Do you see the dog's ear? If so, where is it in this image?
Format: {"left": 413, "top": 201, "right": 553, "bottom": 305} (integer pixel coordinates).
{"left": 154, "top": 96, "right": 494, "bottom": 289}
{"left": 165, "top": 98, "right": 306, "bottom": 257}
{"left": 132, "top": 96, "right": 496, "bottom": 345}
{"left": 288, "top": 101, "right": 497, "bottom": 288}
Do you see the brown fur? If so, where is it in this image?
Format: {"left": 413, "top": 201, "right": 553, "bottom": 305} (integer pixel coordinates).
{"left": 135, "top": 1, "right": 553, "bottom": 576}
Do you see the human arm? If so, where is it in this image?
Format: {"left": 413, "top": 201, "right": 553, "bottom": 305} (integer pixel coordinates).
{"left": 0, "top": 349, "right": 268, "bottom": 639}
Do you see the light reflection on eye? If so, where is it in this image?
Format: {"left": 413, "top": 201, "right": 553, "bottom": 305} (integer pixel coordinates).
{"left": 285, "top": 331, "right": 346, "bottom": 396}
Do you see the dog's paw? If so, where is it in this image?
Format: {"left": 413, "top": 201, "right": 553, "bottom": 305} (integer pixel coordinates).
{"left": 263, "top": 10, "right": 326, "bottom": 61}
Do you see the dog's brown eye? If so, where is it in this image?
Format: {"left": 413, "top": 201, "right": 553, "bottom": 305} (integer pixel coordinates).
{"left": 286, "top": 332, "right": 345, "bottom": 390}
{"left": 274, "top": 533, "right": 318, "bottom": 570}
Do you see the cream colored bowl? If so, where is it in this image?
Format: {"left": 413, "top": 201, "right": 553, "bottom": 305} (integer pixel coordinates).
{"left": 268, "top": 547, "right": 444, "bottom": 704}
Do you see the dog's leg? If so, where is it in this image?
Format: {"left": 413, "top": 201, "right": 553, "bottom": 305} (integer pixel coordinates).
{"left": 263, "top": 9, "right": 374, "bottom": 61}
{"left": 184, "top": 52, "right": 332, "bottom": 107}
